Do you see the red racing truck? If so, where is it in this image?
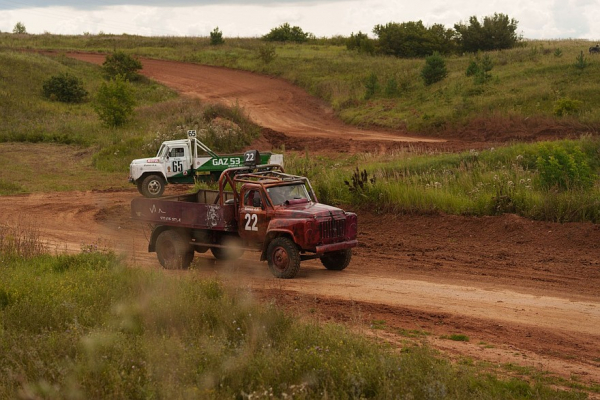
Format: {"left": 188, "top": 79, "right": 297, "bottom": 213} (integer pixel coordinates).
{"left": 130, "top": 152, "right": 357, "bottom": 278}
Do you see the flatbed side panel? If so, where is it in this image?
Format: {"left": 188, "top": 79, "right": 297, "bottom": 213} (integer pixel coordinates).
{"left": 131, "top": 197, "right": 236, "bottom": 231}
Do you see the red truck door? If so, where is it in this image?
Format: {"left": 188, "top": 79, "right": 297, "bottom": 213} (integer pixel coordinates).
{"left": 238, "top": 188, "right": 268, "bottom": 244}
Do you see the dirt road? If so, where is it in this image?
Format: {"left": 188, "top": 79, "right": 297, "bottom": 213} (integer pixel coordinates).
{"left": 3, "top": 187, "right": 598, "bottom": 390}
{"left": 7, "top": 53, "right": 599, "bottom": 391}
{"left": 67, "top": 52, "right": 459, "bottom": 153}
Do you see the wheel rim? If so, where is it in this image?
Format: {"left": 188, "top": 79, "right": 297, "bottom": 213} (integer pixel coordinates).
{"left": 272, "top": 246, "right": 289, "bottom": 271}
{"left": 148, "top": 180, "right": 162, "bottom": 195}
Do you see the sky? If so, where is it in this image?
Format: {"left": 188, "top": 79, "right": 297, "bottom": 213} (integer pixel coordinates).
{"left": 0, "top": 0, "right": 599, "bottom": 40}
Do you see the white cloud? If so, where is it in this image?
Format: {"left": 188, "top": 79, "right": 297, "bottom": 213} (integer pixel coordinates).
{"left": 0, "top": 0, "right": 599, "bottom": 39}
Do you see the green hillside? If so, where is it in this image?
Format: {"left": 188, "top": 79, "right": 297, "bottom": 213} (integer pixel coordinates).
{"left": 2, "top": 33, "right": 600, "bottom": 136}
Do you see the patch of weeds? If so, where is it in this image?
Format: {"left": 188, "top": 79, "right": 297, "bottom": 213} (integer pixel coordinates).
{"left": 344, "top": 167, "right": 375, "bottom": 192}
{"left": 441, "top": 334, "right": 470, "bottom": 342}
{"left": 502, "top": 363, "right": 535, "bottom": 375}
{"left": 396, "top": 328, "right": 430, "bottom": 338}
{"left": 370, "top": 319, "right": 386, "bottom": 329}
{"left": 0, "top": 179, "right": 25, "bottom": 195}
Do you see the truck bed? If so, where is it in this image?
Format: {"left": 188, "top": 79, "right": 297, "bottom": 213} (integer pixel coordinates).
{"left": 131, "top": 189, "right": 237, "bottom": 231}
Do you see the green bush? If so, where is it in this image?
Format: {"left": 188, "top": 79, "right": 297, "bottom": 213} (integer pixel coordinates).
{"left": 421, "top": 52, "right": 448, "bottom": 86}
{"left": 454, "top": 13, "right": 521, "bottom": 52}
{"left": 346, "top": 31, "right": 375, "bottom": 55}
{"left": 363, "top": 72, "right": 379, "bottom": 100}
{"left": 102, "top": 51, "right": 143, "bottom": 81}
{"left": 465, "top": 60, "right": 479, "bottom": 76}
{"left": 262, "top": 23, "right": 311, "bottom": 43}
{"left": 94, "top": 74, "right": 136, "bottom": 127}
{"left": 42, "top": 72, "right": 88, "bottom": 103}
{"left": 209, "top": 27, "right": 224, "bottom": 46}
{"left": 553, "top": 98, "right": 583, "bottom": 116}
{"left": 373, "top": 21, "right": 455, "bottom": 58}
{"left": 535, "top": 143, "right": 594, "bottom": 190}
{"left": 473, "top": 54, "right": 494, "bottom": 85}
{"left": 257, "top": 44, "right": 277, "bottom": 64}
{"left": 574, "top": 51, "right": 588, "bottom": 70}
{"left": 384, "top": 77, "right": 399, "bottom": 97}
{"left": 12, "top": 22, "right": 26, "bottom": 34}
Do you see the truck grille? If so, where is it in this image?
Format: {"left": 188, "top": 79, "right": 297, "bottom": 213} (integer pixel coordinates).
{"left": 319, "top": 219, "right": 346, "bottom": 241}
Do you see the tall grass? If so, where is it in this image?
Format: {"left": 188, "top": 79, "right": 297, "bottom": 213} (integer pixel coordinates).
{"left": 3, "top": 33, "right": 600, "bottom": 133}
{"left": 286, "top": 137, "right": 600, "bottom": 222}
{"left": 0, "top": 249, "right": 586, "bottom": 399}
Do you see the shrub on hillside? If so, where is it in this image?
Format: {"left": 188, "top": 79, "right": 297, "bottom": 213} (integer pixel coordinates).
{"left": 210, "top": 27, "right": 224, "bottom": 46}
{"left": 263, "top": 23, "right": 312, "bottom": 43}
{"left": 535, "top": 143, "right": 594, "bottom": 190}
{"left": 346, "top": 31, "right": 375, "bottom": 55}
{"left": 421, "top": 52, "right": 448, "bottom": 86}
{"left": 553, "top": 98, "right": 582, "bottom": 116}
{"left": 372, "top": 21, "right": 455, "bottom": 58}
{"left": 102, "top": 51, "right": 142, "bottom": 81}
{"left": 454, "top": 13, "right": 521, "bottom": 52}
{"left": 469, "top": 54, "right": 494, "bottom": 85}
{"left": 42, "top": 72, "right": 88, "bottom": 103}
{"left": 94, "top": 74, "right": 136, "bottom": 127}
{"left": 12, "top": 22, "right": 26, "bottom": 34}
{"left": 363, "top": 72, "right": 379, "bottom": 100}
{"left": 257, "top": 44, "right": 277, "bottom": 64}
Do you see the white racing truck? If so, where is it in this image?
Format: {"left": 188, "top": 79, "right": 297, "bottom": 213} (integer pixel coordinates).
{"left": 129, "top": 130, "right": 283, "bottom": 198}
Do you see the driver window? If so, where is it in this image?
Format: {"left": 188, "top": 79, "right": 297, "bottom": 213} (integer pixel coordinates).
{"left": 169, "top": 147, "right": 185, "bottom": 158}
{"left": 244, "top": 190, "right": 263, "bottom": 208}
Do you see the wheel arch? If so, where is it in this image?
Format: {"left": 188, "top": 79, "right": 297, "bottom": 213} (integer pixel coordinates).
{"left": 260, "top": 229, "right": 297, "bottom": 261}
{"left": 139, "top": 171, "right": 167, "bottom": 185}
{"left": 149, "top": 226, "right": 191, "bottom": 252}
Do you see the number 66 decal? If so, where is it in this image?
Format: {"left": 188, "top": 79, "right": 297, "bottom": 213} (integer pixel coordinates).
{"left": 244, "top": 213, "right": 258, "bottom": 231}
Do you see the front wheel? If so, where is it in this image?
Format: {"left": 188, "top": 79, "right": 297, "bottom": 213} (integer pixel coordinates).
{"left": 267, "top": 237, "right": 300, "bottom": 279}
{"left": 140, "top": 174, "right": 166, "bottom": 198}
{"left": 320, "top": 249, "right": 352, "bottom": 271}
{"left": 155, "top": 230, "right": 194, "bottom": 270}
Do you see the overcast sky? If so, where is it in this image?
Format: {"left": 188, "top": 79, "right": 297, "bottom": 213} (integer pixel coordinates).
{"left": 1, "top": 0, "right": 599, "bottom": 40}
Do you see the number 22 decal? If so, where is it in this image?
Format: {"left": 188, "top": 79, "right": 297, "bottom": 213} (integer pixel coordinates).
{"left": 244, "top": 213, "right": 258, "bottom": 231}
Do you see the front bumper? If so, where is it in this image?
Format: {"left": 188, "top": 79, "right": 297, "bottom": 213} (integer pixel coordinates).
{"left": 315, "top": 240, "right": 358, "bottom": 255}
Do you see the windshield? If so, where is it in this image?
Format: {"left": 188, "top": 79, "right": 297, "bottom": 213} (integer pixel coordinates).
{"left": 266, "top": 183, "right": 311, "bottom": 206}
{"left": 156, "top": 144, "right": 168, "bottom": 158}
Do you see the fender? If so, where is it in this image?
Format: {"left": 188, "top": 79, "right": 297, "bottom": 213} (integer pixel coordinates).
{"left": 260, "top": 228, "right": 297, "bottom": 261}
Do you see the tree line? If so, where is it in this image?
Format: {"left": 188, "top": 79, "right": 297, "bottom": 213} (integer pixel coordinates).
{"left": 261, "top": 13, "right": 521, "bottom": 57}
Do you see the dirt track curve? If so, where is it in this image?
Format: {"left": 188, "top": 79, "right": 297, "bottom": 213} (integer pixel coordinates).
{"left": 3, "top": 53, "right": 599, "bottom": 392}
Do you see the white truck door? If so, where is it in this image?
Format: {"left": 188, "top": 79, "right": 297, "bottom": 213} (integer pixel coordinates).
{"left": 166, "top": 145, "right": 191, "bottom": 179}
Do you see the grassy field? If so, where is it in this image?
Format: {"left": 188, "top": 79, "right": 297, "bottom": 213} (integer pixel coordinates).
{"left": 0, "top": 226, "right": 589, "bottom": 399}
{"left": 2, "top": 33, "right": 600, "bottom": 134}
{"left": 284, "top": 137, "right": 600, "bottom": 222}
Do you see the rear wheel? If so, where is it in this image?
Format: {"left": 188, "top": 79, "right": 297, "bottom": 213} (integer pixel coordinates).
{"left": 155, "top": 230, "right": 194, "bottom": 269}
{"left": 140, "top": 174, "right": 166, "bottom": 198}
{"left": 320, "top": 249, "right": 352, "bottom": 271}
{"left": 267, "top": 237, "right": 300, "bottom": 279}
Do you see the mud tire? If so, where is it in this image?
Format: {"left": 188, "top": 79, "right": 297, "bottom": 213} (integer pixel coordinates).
{"left": 155, "top": 230, "right": 194, "bottom": 270}
{"left": 320, "top": 249, "right": 352, "bottom": 271}
{"left": 140, "top": 174, "right": 166, "bottom": 198}
{"left": 267, "top": 237, "right": 301, "bottom": 279}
